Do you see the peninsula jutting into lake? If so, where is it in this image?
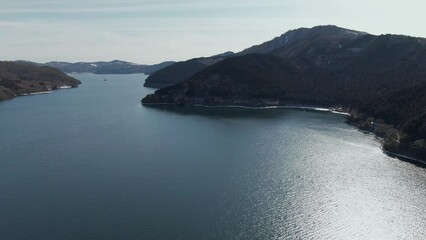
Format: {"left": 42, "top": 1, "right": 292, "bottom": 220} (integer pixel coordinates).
{"left": 142, "top": 25, "right": 426, "bottom": 162}
{"left": 1, "top": 0, "right": 426, "bottom": 238}
{"left": 0, "top": 61, "right": 81, "bottom": 101}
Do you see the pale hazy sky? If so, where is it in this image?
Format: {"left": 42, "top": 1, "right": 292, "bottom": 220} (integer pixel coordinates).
{"left": 0, "top": 0, "right": 425, "bottom": 64}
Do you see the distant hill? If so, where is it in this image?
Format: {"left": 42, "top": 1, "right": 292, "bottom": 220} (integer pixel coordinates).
{"left": 142, "top": 26, "right": 426, "bottom": 161}
{"left": 143, "top": 52, "right": 235, "bottom": 88}
{"left": 0, "top": 61, "right": 81, "bottom": 101}
{"left": 44, "top": 60, "right": 175, "bottom": 75}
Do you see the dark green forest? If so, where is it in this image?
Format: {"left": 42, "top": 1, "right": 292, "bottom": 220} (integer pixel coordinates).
{"left": 142, "top": 26, "right": 426, "bottom": 161}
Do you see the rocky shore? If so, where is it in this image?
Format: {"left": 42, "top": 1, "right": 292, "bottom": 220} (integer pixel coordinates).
{"left": 346, "top": 111, "right": 426, "bottom": 166}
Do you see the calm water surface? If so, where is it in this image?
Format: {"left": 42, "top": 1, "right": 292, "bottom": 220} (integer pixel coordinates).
{"left": 0, "top": 74, "right": 425, "bottom": 240}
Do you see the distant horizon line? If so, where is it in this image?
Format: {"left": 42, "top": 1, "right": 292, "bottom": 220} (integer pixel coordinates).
{"left": 2, "top": 24, "right": 425, "bottom": 65}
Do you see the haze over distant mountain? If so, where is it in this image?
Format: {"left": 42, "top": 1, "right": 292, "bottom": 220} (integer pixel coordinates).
{"left": 45, "top": 60, "right": 175, "bottom": 75}
{"left": 143, "top": 51, "right": 235, "bottom": 88}
{"left": 0, "top": 62, "right": 81, "bottom": 101}
{"left": 142, "top": 25, "right": 426, "bottom": 161}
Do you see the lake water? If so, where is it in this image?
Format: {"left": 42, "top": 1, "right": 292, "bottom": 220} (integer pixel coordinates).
{"left": 0, "top": 73, "right": 425, "bottom": 240}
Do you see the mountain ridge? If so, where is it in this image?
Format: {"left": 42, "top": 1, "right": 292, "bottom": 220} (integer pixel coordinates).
{"left": 143, "top": 51, "right": 235, "bottom": 88}
{"left": 44, "top": 60, "right": 175, "bottom": 75}
{"left": 142, "top": 25, "right": 426, "bottom": 162}
{"left": 144, "top": 25, "right": 372, "bottom": 88}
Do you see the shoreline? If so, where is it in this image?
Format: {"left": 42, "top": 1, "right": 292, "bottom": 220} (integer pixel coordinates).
{"left": 142, "top": 102, "right": 350, "bottom": 116}
{"left": 17, "top": 85, "right": 73, "bottom": 97}
{"left": 351, "top": 123, "right": 426, "bottom": 167}
{"left": 18, "top": 91, "right": 52, "bottom": 96}
{"left": 384, "top": 151, "right": 426, "bottom": 167}
{"left": 143, "top": 102, "right": 425, "bottom": 167}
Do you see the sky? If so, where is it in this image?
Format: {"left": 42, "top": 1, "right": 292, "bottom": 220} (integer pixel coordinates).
{"left": 0, "top": 0, "right": 425, "bottom": 64}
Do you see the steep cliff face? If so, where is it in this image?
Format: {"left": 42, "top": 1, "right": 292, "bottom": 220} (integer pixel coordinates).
{"left": 0, "top": 62, "right": 81, "bottom": 101}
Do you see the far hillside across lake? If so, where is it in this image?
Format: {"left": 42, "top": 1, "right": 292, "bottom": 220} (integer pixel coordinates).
{"left": 0, "top": 61, "right": 81, "bottom": 101}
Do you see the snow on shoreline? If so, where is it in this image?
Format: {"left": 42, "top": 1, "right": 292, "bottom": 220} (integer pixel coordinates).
{"left": 18, "top": 91, "right": 52, "bottom": 96}
{"left": 143, "top": 103, "right": 350, "bottom": 116}
{"left": 196, "top": 105, "right": 350, "bottom": 115}
{"left": 17, "top": 85, "right": 73, "bottom": 97}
